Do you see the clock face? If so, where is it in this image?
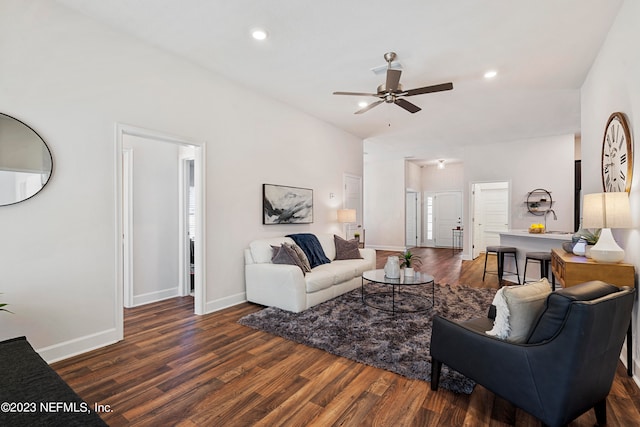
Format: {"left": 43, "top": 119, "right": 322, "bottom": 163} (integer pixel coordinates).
{"left": 601, "top": 112, "right": 633, "bottom": 192}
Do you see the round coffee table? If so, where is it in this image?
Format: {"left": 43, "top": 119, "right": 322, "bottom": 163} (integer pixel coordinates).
{"left": 361, "top": 269, "right": 435, "bottom": 314}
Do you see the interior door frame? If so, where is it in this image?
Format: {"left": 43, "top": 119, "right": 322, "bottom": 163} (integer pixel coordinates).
{"left": 179, "top": 156, "right": 195, "bottom": 297}
{"left": 122, "top": 147, "right": 134, "bottom": 307}
{"left": 405, "top": 191, "right": 419, "bottom": 248}
{"left": 115, "top": 123, "right": 206, "bottom": 340}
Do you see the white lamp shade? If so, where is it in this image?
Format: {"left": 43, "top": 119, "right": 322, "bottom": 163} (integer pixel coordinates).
{"left": 582, "top": 192, "right": 631, "bottom": 229}
{"left": 337, "top": 208, "right": 356, "bottom": 223}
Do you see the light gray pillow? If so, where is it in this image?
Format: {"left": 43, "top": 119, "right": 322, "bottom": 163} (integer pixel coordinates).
{"left": 486, "top": 278, "right": 551, "bottom": 343}
{"left": 284, "top": 242, "right": 312, "bottom": 272}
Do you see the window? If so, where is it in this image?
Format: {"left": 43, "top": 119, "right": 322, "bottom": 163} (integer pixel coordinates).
{"left": 426, "top": 196, "right": 434, "bottom": 240}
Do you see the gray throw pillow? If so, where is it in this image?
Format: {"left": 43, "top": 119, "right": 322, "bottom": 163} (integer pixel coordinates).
{"left": 271, "top": 245, "right": 306, "bottom": 275}
{"left": 284, "top": 242, "right": 312, "bottom": 272}
{"left": 334, "top": 235, "right": 362, "bottom": 260}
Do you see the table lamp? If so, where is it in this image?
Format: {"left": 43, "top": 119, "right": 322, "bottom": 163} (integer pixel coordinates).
{"left": 582, "top": 192, "right": 632, "bottom": 263}
{"left": 337, "top": 209, "right": 357, "bottom": 239}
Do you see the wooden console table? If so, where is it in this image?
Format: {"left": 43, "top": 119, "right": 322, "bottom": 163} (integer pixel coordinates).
{"left": 551, "top": 248, "right": 636, "bottom": 375}
{"left": 551, "top": 248, "right": 635, "bottom": 290}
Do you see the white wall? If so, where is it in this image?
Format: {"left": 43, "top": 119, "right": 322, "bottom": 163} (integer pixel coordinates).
{"left": 364, "top": 158, "right": 406, "bottom": 250}
{"left": 463, "top": 135, "right": 575, "bottom": 257}
{"left": 421, "top": 162, "right": 464, "bottom": 192}
{"left": 580, "top": 0, "right": 640, "bottom": 382}
{"left": 0, "top": 0, "right": 362, "bottom": 361}
{"left": 405, "top": 161, "right": 422, "bottom": 192}
{"left": 124, "top": 135, "right": 180, "bottom": 306}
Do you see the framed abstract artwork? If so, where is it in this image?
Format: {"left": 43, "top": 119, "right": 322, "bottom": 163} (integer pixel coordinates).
{"left": 263, "top": 184, "right": 313, "bottom": 224}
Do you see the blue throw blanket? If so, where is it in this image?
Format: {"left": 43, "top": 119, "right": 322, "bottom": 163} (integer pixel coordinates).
{"left": 286, "top": 233, "right": 331, "bottom": 269}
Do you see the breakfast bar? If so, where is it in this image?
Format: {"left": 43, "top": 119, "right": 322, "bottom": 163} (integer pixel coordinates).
{"left": 498, "top": 230, "right": 573, "bottom": 284}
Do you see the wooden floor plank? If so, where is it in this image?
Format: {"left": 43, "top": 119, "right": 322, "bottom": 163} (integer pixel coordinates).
{"left": 50, "top": 247, "right": 639, "bottom": 426}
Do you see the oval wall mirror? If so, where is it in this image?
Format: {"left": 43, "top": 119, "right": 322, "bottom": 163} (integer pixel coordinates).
{"left": 0, "top": 113, "right": 53, "bottom": 206}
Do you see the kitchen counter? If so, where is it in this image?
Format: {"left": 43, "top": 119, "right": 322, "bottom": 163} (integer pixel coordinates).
{"left": 498, "top": 229, "right": 573, "bottom": 241}
{"left": 497, "top": 230, "right": 573, "bottom": 283}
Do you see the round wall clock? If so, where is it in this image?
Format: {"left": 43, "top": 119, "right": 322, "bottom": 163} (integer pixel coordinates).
{"left": 601, "top": 112, "right": 633, "bottom": 192}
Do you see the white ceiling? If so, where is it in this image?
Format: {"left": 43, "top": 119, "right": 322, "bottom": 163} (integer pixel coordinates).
{"left": 55, "top": 0, "right": 622, "bottom": 164}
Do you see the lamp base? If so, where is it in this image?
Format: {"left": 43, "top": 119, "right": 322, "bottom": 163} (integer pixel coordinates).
{"left": 590, "top": 228, "right": 625, "bottom": 263}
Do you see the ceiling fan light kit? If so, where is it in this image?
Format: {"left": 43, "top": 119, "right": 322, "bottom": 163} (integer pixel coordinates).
{"left": 333, "top": 52, "right": 453, "bottom": 114}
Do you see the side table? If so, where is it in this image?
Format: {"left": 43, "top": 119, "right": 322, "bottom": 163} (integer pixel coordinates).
{"left": 551, "top": 248, "right": 635, "bottom": 376}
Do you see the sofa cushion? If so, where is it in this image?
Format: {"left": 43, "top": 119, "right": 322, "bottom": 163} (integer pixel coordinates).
{"left": 486, "top": 278, "right": 552, "bottom": 343}
{"left": 250, "top": 237, "right": 295, "bottom": 264}
{"left": 334, "top": 235, "right": 363, "bottom": 260}
{"left": 337, "top": 258, "right": 371, "bottom": 276}
{"left": 304, "top": 270, "right": 336, "bottom": 292}
{"left": 313, "top": 262, "right": 358, "bottom": 284}
{"left": 315, "top": 233, "right": 336, "bottom": 260}
{"left": 287, "top": 233, "right": 331, "bottom": 268}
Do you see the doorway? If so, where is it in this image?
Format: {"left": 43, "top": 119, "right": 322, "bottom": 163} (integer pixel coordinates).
{"left": 471, "top": 181, "right": 510, "bottom": 259}
{"left": 115, "top": 124, "right": 206, "bottom": 340}
{"left": 343, "top": 173, "right": 362, "bottom": 240}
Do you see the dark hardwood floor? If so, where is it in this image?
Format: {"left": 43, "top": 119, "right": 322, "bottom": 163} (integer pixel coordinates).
{"left": 52, "top": 248, "right": 640, "bottom": 426}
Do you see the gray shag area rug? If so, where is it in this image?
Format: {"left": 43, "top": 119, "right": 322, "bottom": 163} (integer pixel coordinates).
{"left": 238, "top": 283, "right": 496, "bottom": 394}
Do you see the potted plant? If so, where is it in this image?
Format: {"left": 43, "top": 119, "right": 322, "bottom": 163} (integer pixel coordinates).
{"left": 400, "top": 250, "right": 422, "bottom": 277}
{"left": 578, "top": 229, "right": 601, "bottom": 258}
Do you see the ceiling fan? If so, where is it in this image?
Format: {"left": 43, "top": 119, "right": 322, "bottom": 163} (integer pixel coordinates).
{"left": 333, "top": 52, "right": 453, "bottom": 114}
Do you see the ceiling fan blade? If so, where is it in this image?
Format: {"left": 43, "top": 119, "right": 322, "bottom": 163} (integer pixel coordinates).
{"left": 386, "top": 69, "right": 402, "bottom": 92}
{"left": 333, "top": 91, "right": 379, "bottom": 97}
{"left": 403, "top": 82, "right": 453, "bottom": 97}
{"left": 394, "top": 98, "right": 421, "bottom": 113}
{"left": 355, "top": 100, "right": 384, "bottom": 114}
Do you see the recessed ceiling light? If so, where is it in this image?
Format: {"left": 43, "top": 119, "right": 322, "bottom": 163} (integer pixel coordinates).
{"left": 251, "top": 28, "right": 268, "bottom": 40}
{"left": 437, "top": 159, "right": 446, "bottom": 169}
{"left": 358, "top": 101, "right": 368, "bottom": 108}
{"left": 484, "top": 70, "right": 497, "bottom": 79}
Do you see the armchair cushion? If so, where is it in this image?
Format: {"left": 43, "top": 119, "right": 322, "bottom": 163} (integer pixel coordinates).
{"left": 486, "top": 278, "right": 551, "bottom": 343}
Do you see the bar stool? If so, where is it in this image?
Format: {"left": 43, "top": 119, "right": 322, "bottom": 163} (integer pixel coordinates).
{"left": 523, "top": 251, "right": 552, "bottom": 284}
{"left": 483, "top": 246, "right": 520, "bottom": 286}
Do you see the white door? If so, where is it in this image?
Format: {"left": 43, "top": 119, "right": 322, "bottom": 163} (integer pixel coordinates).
{"left": 406, "top": 192, "right": 418, "bottom": 247}
{"left": 434, "top": 192, "right": 462, "bottom": 247}
{"left": 343, "top": 174, "right": 362, "bottom": 240}
{"left": 472, "top": 182, "right": 509, "bottom": 258}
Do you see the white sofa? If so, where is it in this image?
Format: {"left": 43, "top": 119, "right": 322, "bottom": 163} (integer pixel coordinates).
{"left": 244, "top": 233, "right": 376, "bottom": 312}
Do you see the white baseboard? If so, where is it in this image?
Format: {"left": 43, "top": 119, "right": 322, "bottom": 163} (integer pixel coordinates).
{"left": 37, "top": 328, "right": 120, "bottom": 364}
{"left": 366, "top": 245, "right": 407, "bottom": 252}
{"left": 204, "top": 291, "right": 247, "bottom": 314}
{"left": 460, "top": 252, "right": 473, "bottom": 260}
{"left": 132, "top": 288, "right": 179, "bottom": 307}
{"left": 620, "top": 342, "right": 640, "bottom": 388}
